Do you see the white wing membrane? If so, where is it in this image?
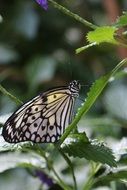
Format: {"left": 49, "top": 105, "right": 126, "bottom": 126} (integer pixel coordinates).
{"left": 2, "top": 89, "right": 75, "bottom": 143}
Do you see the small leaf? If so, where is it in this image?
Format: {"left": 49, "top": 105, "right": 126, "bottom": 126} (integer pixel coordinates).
{"left": 116, "top": 12, "right": 127, "bottom": 27}
{"left": 87, "top": 26, "right": 117, "bottom": 44}
{"left": 68, "top": 132, "right": 89, "bottom": 143}
{"left": 62, "top": 133, "right": 117, "bottom": 167}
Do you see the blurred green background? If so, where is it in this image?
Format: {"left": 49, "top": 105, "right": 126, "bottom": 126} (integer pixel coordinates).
{"left": 1, "top": 0, "right": 127, "bottom": 189}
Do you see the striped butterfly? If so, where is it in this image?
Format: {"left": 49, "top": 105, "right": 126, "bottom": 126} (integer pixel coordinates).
{"left": 2, "top": 80, "right": 80, "bottom": 143}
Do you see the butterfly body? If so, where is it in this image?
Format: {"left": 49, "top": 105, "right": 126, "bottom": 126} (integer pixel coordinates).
{"left": 2, "top": 80, "right": 80, "bottom": 143}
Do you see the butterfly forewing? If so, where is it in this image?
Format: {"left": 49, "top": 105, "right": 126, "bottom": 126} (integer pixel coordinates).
{"left": 2, "top": 81, "right": 80, "bottom": 143}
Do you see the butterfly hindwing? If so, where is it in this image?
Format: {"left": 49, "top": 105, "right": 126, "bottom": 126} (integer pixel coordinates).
{"left": 2, "top": 87, "right": 76, "bottom": 143}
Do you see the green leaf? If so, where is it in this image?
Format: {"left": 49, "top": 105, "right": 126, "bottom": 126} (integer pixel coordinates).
{"left": 62, "top": 133, "right": 117, "bottom": 167}
{"left": 68, "top": 132, "right": 89, "bottom": 143}
{"left": 95, "top": 170, "right": 127, "bottom": 185}
{"left": 87, "top": 26, "right": 117, "bottom": 44}
{"left": 59, "top": 59, "right": 127, "bottom": 145}
{"left": 116, "top": 12, "right": 127, "bottom": 27}
{"left": 76, "top": 26, "right": 118, "bottom": 54}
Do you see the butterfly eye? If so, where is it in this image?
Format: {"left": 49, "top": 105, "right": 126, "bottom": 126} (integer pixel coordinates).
{"left": 53, "top": 94, "right": 57, "bottom": 98}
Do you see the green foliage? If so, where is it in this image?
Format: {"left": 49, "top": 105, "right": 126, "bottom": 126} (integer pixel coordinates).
{"left": 76, "top": 26, "right": 118, "bottom": 53}
{"left": 76, "top": 11, "right": 127, "bottom": 54}
{"left": 62, "top": 133, "right": 116, "bottom": 167}
{"left": 87, "top": 26, "right": 117, "bottom": 44}
{"left": 116, "top": 12, "right": 127, "bottom": 27}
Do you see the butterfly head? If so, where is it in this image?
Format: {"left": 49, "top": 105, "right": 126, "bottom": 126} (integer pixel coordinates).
{"left": 69, "top": 80, "right": 81, "bottom": 97}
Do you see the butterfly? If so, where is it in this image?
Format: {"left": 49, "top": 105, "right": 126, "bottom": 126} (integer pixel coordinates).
{"left": 2, "top": 80, "right": 80, "bottom": 143}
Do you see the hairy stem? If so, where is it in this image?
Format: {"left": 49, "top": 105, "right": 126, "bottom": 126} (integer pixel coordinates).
{"left": 36, "top": 145, "right": 72, "bottom": 190}
{"left": 49, "top": 0, "right": 97, "bottom": 29}
{"left": 0, "top": 84, "right": 23, "bottom": 105}
{"left": 57, "top": 147, "right": 77, "bottom": 190}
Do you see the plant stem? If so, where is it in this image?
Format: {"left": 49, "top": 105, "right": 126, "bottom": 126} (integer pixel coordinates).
{"left": 82, "top": 162, "right": 101, "bottom": 190}
{"left": 82, "top": 176, "right": 95, "bottom": 190}
{"left": 57, "top": 147, "right": 77, "bottom": 190}
{"left": 110, "top": 181, "right": 117, "bottom": 190}
{"left": 0, "top": 84, "right": 23, "bottom": 105}
{"left": 76, "top": 42, "right": 97, "bottom": 54}
{"left": 36, "top": 145, "right": 72, "bottom": 190}
{"left": 48, "top": 0, "right": 97, "bottom": 29}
